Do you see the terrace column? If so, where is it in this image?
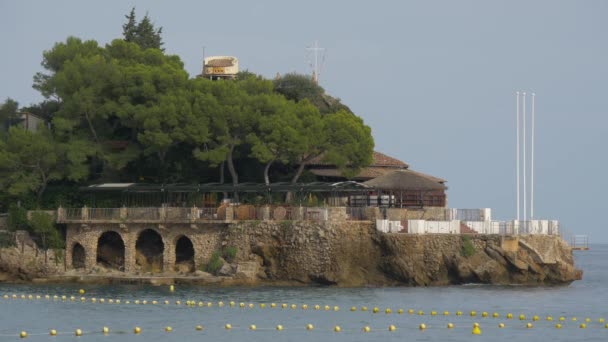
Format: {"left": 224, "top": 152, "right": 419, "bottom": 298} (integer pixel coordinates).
{"left": 123, "top": 232, "right": 136, "bottom": 273}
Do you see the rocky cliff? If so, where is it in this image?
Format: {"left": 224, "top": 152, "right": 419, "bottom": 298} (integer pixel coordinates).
{"left": 223, "top": 221, "right": 581, "bottom": 286}
{"left": 0, "top": 221, "right": 581, "bottom": 286}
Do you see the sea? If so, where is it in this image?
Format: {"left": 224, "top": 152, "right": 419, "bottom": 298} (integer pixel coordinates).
{"left": 0, "top": 245, "right": 606, "bottom": 342}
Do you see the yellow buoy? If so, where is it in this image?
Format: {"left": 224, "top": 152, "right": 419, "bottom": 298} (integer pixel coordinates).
{"left": 260, "top": 303, "right": 266, "bottom": 308}
{"left": 230, "top": 301, "right": 235, "bottom": 307}
{"left": 302, "top": 304, "right": 308, "bottom": 310}
{"left": 447, "top": 323, "right": 454, "bottom": 329}
{"left": 99, "top": 298, "right": 105, "bottom": 303}
{"left": 431, "top": 310, "right": 437, "bottom": 316}
{"left": 306, "top": 324, "right": 314, "bottom": 331}
{"left": 418, "top": 310, "right": 425, "bottom": 316}
{"left": 165, "top": 326, "right": 172, "bottom": 333}
{"left": 473, "top": 322, "right": 479, "bottom": 328}
{"left": 585, "top": 318, "right": 591, "bottom": 323}
{"left": 195, "top": 325, "right": 203, "bottom": 331}
{"left": 572, "top": 317, "right": 577, "bottom": 321}
{"left": 334, "top": 326, "right": 341, "bottom": 332}
{"left": 605, "top": 323, "right": 608, "bottom": 329}
{"left": 225, "top": 324, "right": 232, "bottom": 330}
{"left": 134, "top": 300, "right": 140, "bottom": 305}
{"left": 333, "top": 306, "right": 339, "bottom": 312}
{"left": 555, "top": 323, "right": 562, "bottom": 329}
{"left": 472, "top": 326, "right": 481, "bottom": 335}
{"left": 546, "top": 316, "right": 553, "bottom": 321}
{"left": 507, "top": 313, "right": 513, "bottom": 319}
{"left": 398, "top": 309, "right": 404, "bottom": 314}
{"left": 281, "top": 303, "right": 287, "bottom": 309}
{"left": 386, "top": 308, "right": 392, "bottom": 314}
{"left": 49, "top": 329, "right": 57, "bottom": 336}
{"left": 240, "top": 302, "right": 245, "bottom": 308}
{"left": 408, "top": 309, "right": 415, "bottom": 314}
{"left": 470, "top": 311, "right": 477, "bottom": 317}
{"left": 498, "top": 323, "right": 505, "bottom": 328}
{"left": 526, "top": 323, "right": 533, "bottom": 329}
{"left": 493, "top": 312, "right": 499, "bottom": 318}
{"left": 152, "top": 300, "right": 157, "bottom": 305}
{"left": 270, "top": 303, "right": 276, "bottom": 308}
{"left": 373, "top": 307, "right": 379, "bottom": 313}
{"left": 314, "top": 304, "right": 320, "bottom": 310}
{"left": 419, "top": 323, "right": 426, "bottom": 331}
{"left": 75, "top": 329, "right": 82, "bottom": 336}
{"left": 218, "top": 301, "right": 224, "bottom": 307}
{"left": 363, "top": 326, "right": 371, "bottom": 332}
{"left": 175, "top": 301, "right": 181, "bottom": 305}
{"left": 79, "top": 289, "right": 85, "bottom": 295}
{"left": 361, "top": 306, "right": 368, "bottom": 311}
{"left": 169, "top": 285, "right": 175, "bottom": 292}
{"left": 248, "top": 303, "right": 254, "bottom": 309}
{"left": 598, "top": 318, "right": 605, "bottom": 323}
{"left": 91, "top": 298, "right": 97, "bottom": 303}
{"left": 388, "top": 324, "right": 396, "bottom": 332}
{"left": 19, "top": 331, "right": 27, "bottom": 338}
{"left": 456, "top": 311, "right": 463, "bottom": 316}
{"left": 519, "top": 314, "right": 526, "bottom": 321}
{"left": 102, "top": 327, "right": 109, "bottom": 334}
{"left": 290, "top": 304, "right": 296, "bottom": 309}
{"left": 580, "top": 323, "right": 587, "bottom": 329}
{"left": 249, "top": 325, "right": 256, "bottom": 331}
{"left": 482, "top": 312, "right": 488, "bottom": 318}
{"left": 351, "top": 306, "right": 357, "bottom": 311}
{"left": 276, "top": 325, "right": 283, "bottom": 331}
{"left": 533, "top": 315, "right": 539, "bottom": 321}
{"left": 444, "top": 311, "right": 450, "bottom": 316}
{"left": 134, "top": 327, "right": 141, "bottom": 334}
{"left": 164, "top": 300, "right": 169, "bottom": 305}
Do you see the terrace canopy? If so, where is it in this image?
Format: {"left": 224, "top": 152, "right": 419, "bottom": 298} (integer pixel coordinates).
{"left": 80, "top": 181, "right": 372, "bottom": 207}
{"left": 362, "top": 170, "right": 448, "bottom": 208}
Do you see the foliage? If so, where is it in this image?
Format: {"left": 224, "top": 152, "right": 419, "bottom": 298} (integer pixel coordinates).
{"left": 7, "top": 204, "right": 29, "bottom": 231}
{"left": 205, "top": 251, "right": 224, "bottom": 275}
{"left": 0, "top": 232, "right": 16, "bottom": 248}
{"left": 273, "top": 73, "right": 352, "bottom": 114}
{"left": 222, "top": 246, "right": 238, "bottom": 262}
{"left": 28, "top": 211, "right": 64, "bottom": 250}
{"left": 0, "top": 126, "right": 85, "bottom": 203}
{"left": 461, "top": 235, "right": 476, "bottom": 257}
{"left": 0, "top": 98, "right": 20, "bottom": 133}
{"left": 123, "top": 8, "right": 164, "bottom": 51}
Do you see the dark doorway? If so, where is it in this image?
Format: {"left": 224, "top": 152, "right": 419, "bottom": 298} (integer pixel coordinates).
{"left": 135, "top": 229, "right": 164, "bottom": 273}
{"left": 96, "top": 231, "right": 125, "bottom": 271}
{"left": 72, "top": 243, "right": 85, "bottom": 269}
{"left": 175, "top": 236, "right": 195, "bottom": 273}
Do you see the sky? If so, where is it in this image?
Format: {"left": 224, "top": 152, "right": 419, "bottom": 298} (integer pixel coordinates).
{"left": 1, "top": 1, "right": 607, "bottom": 242}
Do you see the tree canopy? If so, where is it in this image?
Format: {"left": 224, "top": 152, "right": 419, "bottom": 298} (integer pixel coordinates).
{"left": 122, "top": 8, "right": 164, "bottom": 51}
{"left": 1, "top": 14, "right": 375, "bottom": 209}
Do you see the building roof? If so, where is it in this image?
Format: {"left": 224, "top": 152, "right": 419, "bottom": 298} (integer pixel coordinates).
{"left": 308, "top": 151, "right": 409, "bottom": 168}
{"left": 309, "top": 167, "right": 397, "bottom": 180}
{"left": 205, "top": 58, "right": 236, "bottom": 67}
{"left": 363, "top": 169, "right": 447, "bottom": 191}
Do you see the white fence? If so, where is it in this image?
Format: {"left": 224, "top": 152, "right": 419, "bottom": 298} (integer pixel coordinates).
{"left": 407, "top": 220, "right": 460, "bottom": 234}
{"left": 376, "top": 218, "right": 560, "bottom": 235}
{"left": 376, "top": 220, "right": 403, "bottom": 233}
{"left": 446, "top": 208, "right": 492, "bottom": 221}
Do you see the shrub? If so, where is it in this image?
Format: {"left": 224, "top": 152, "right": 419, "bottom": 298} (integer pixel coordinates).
{"left": 223, "top": 246, "right": 238, "bottom": 262}
{"left": 205, "top": 251, "right": 224, "bottom": 275}
{"left": 29, "top": 211, "right": 64, "bottom": 250}
{"left": 461, "top": 235, "right": 476, "bottom": 257}
{"left": 0, "top": 232, "right": 15, "bottom": 248}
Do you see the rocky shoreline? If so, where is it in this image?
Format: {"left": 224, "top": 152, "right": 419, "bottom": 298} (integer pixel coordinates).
{"left": 0, "top": 222, "right": 582, "bottom": 286}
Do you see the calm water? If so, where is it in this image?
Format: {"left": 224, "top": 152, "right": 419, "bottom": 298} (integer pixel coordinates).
{"left": 0, "top": 245, "right": 606, "bottom": 341}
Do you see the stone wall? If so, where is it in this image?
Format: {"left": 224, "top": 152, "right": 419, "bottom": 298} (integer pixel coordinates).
{"left": 65, "top": 223, "right": 224, "bottom": 274}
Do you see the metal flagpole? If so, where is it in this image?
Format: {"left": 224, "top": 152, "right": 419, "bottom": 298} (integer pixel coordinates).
{"left": 522, "top": 92, "right": 527, "bottom": 222}
{"left": 531, "top": 93, "right": 535, "bottom": 219}
{"left": 516, "top": 91, "right": 520, "bottom": 221}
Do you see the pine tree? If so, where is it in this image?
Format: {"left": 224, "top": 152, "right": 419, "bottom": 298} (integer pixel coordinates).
{"left": 122, "top": 8, "right": 164, "bottom": 51}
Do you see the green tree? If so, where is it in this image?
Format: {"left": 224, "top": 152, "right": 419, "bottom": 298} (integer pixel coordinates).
{"left": 29, "top": 211, "right": 64, "bottom": 263}
{"left": 289, "top": 109, "right": 374, "bottom": 184}
{"left": 0, "top": 127, "right": 86, "bottom": 204}
{"left": 123, "top": 8, "right": 164, "bottom": 51}
{"left": 274, "top": 73, "right": 352, "bottom": 114}
{"left": 0, "top": 98, "right": 19, "bottom": 133}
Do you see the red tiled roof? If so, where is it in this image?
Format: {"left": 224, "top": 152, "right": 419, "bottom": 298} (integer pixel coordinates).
{"left": 308, "top": 151, "right": 409, "bottom": 168}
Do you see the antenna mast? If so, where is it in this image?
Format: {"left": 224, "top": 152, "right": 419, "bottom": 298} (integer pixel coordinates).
{"left": 306, "top": 40, "right": 325, "bottom": 84}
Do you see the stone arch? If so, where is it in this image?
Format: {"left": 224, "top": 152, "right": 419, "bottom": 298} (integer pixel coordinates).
{"left": 136, "top": 229, "right": 164, "bottom": 273}
{"left": 97, "top": 231, "right": 125, "bottom": 271}
{"left": 174, "top": 235, "right": 195, "bottom": 273}
{"left": 72, "top": 243, "right": 86, "bottom": 269}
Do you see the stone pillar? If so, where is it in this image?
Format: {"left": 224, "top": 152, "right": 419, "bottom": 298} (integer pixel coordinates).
{"left": 163, "top": 236, "right": 175, "bottom": 273}
{"left": 81, "top": 206, "right": 89, "bottom": 221}
{"left": 120, "top": 207, "right": 127, "bottom": 220}
{"left": 85, "top": 239, "right": 97, "bottom": 271}
{"left": 261, "top": 206, "right": 270, "bottom": 221}
{"left": 159, "top": 207, "right": 166, "bottom": 221}
{"left": 191, "top": 206, "right": 198, "bottom": 222}
{"left": 57, "top": 207, "right": 65, "bottom": 223}
{"left": 225, "top": 206, "right": 234, "bottom": 222}
{"left": 123, "top": 231, "right": 136, "bottom": 273}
